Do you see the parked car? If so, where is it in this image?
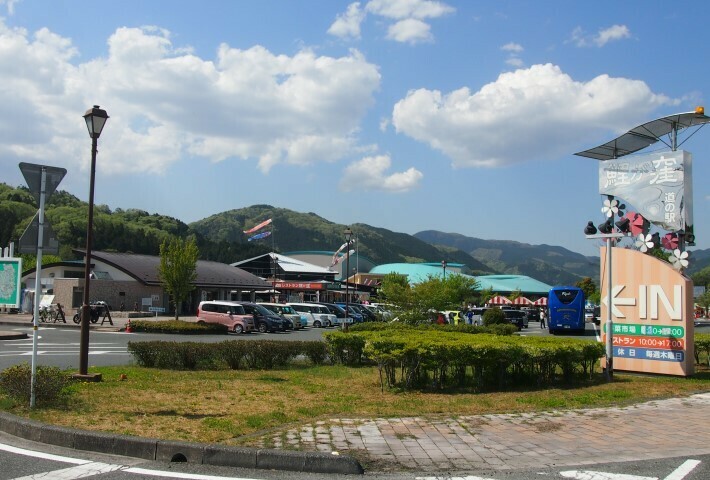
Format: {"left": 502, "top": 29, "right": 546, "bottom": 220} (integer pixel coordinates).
{"left": 236, "top": 302, "right": 286, "bottom": 333}
{"left": 317, "top": 302, "right": 353, "bottom": 325}
{"left": 196, "top": 300, "right": 255, "bottom": 334}
{"left": 469, "top": 307, "right": 490, "bottom": 326}
{"left": 258, "top": 302, "right": 303, "bottom": 329}
{"left": 287, "top": 302, "right": 333, "bottom": 328}
{"left": 503, "top": 309, "right": 527, "bottom": 330}
{"left": 335, "top": 303, "right": 364, "bottom": 323}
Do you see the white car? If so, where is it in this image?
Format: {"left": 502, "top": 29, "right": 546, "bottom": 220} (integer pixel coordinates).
{"left": 258, "top": 302, "right": 304, "bottom": 329}
{"left": 287, "top": 302, "right": 334, "bottom": 328}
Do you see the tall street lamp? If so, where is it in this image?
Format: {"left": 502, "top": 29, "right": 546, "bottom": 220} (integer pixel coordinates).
{"left": 77, "top": 105, "right": 108, "bottom": 380}
{"left": 344, "top": 227, "right": 353, "bottom": 332}
{"left": 442, "top": 260, "right": 447, "bottom": 280}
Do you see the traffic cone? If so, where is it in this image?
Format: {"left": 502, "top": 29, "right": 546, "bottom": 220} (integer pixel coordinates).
{"left": 125, "top": 319, "right": 133, "bottom": 333}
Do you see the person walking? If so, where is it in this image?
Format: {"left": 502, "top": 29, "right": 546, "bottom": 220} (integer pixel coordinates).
{"left": 540, "top": 308, "right": 547, "bottom": 328}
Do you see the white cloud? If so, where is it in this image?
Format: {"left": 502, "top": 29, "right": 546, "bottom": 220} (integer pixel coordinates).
{"left": 379, "top": 117, "right": 390, "bottom": 131}
{"left": 594, "top": 24, "right": 631, "bottom": 47}
{"left": 0, "top": 21, "right": 381, "bottom": 176}
{"left": 501, "top": 42, "right": 523, "bottom": 53}
{"left": 386, "top": 18, "right": 432, "bottom": 44}
{"left": 340, "top": 154, "right": 423, "bottom": 192}
{"left": 329, "top": 0, "right": 454, "bottom": 44}
{"left": 391, "top": 63, "right": 674, "bottom": 168}
{"left": 505, "top": 57, "right": 524, "bottom": 68}
{"left": 0, "top": 0, "right": 19, "bottom": 15}
{"left": 571, "top": 24, "right": 631, "bottom": 47}
{"left": 365, "top": 0, "right": 454, "bottom": 19}
{"left": 328, "top": 2, "right": 365, "bottom": 40}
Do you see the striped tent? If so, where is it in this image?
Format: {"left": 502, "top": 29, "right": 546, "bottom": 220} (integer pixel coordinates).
{"left": 532, "top": 297, "right": 548, "bottom": 306}
{"left": 487, "top": 295, "right": 512, "bottom": 305}
{"left": 512, "top": 296, "right": 533, "bottom": 305}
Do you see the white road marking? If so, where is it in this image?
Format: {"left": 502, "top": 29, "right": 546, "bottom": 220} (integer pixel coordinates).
{"left": 416, "top": 476, "right": 497, "bottom": 480}
{"left": 663, "top": 460, "right": 701, "bottom": 480}
{"left": 560, "top": 471, "right": 656, "bottom": 479}
{"left": 10, "top": 461, "right": 124, "bottom": 479}
{"left": 1, "top": 442, "right": 263, "bottom": 479}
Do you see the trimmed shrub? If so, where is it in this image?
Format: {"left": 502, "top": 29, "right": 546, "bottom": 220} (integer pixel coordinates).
{"left": 482, "top": 308, "right": 507, "bottom": 326}
{"left": 130, "top": 320, "right": 227, "bottom": 335}
{"left": 0, "top": 363, "right": 73, "bottom": 407}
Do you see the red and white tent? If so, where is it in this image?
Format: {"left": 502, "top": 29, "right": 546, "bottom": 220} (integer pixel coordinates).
{"left": 532, "top": 297, "right": 548, "bottom": 306}
{"left": 487, "top": 295, "right": 512, "bottom": 305}
{"left": 512, "top": 296, "right": 533, "bottom": 305}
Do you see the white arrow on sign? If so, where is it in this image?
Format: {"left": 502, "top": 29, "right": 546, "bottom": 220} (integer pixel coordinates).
{"left": 600, "top": 285, "right": 636, "bottom": 318}
{"left": 560, "top": 459, "right": 700, "bottom": 480}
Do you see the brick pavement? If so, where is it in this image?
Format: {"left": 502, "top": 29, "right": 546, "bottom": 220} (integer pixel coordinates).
{"left": 249, "top": 393, "right": 710, "bottom": 473}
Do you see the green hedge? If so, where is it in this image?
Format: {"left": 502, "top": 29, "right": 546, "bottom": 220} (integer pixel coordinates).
{"left": 127, "top": 340, "right": 329, "bottom": 370}
{"left": 129, "top": 320, "right": 228, "bottom": 335}
{"left": 695, "top": 333, "right": 710, "bottom": 366}
{"left": 325, "top": 329, "right": 605, "bottom": 391}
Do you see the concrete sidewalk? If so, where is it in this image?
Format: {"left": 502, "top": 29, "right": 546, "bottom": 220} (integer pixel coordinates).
{"left": 243, "top": 393, "right": 710, "bottom": 473}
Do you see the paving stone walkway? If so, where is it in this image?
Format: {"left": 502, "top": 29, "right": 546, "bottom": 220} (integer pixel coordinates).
{"left": 247, "top": 393, "right": 710, "bottom": 473}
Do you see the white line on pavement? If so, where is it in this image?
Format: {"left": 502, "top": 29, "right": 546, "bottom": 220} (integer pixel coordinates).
{"left": 0, "top": 442, "right": 263, "bottom": 480}
{"left": 663, "top": 459, "right": 701, "bottom": 480}
{"left": 560, "top": 470, "right": 656, "bottom": 479}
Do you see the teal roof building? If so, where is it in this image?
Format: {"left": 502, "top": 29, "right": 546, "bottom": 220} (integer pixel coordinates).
{"left": 368, "top": 263, "right": 551, "bottom": 296}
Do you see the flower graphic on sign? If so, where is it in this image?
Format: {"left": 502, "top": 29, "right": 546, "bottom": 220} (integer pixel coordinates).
{"left": 634, "top": 233, "right": 654, "bottom": 253}
{"left": 668, "top": 249, "right": 689, "bottom": 271}
{"left": 601, "top": 197, "right": 621, "bottom": 218}
{"left": 661, "top": 233, "right": 679, "bottom": 250}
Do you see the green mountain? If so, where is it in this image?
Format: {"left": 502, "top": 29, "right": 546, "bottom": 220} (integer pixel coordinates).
{"left": 414, "top": 230, "right": 601, "bottom": 286}
{"left": 188, "top": 205, "right": 494, "bottom": 273}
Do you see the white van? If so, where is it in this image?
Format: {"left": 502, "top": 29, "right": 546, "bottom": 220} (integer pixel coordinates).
{"left": 287, "top": 302, "right": 334, "bottom": 328}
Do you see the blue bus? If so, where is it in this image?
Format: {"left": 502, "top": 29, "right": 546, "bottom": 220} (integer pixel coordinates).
{"left": 547, "top": 286, "right": 585, "bottom": 334}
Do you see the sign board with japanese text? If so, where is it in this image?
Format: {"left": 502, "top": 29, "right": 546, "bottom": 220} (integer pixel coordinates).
{"left": 0, "top": 258, "right": 22, "bottom": 308}
{"left": 598, "top": 150, "right": 693, "bottom": 233}
{"left": 600, "top": 247, "right": 694, "bottom": 376}
{"left": 274, "top": 281, "right": 324, "bottom": 290}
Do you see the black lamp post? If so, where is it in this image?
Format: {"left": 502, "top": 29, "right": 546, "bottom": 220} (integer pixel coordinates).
{"left": 78, "top": 105, "right": 108, "bottom": 379}
{"left": 344, "top": 227, "right": 353, "bottom": 332}
{"left": 442, "top": 260, "right": 447, "bottom": 280}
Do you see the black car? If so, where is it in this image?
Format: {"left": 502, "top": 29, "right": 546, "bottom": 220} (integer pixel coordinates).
{"left": 237, "top": 302, "right": 286, "bottom": 333}
{"left": 503, "top": 310, "right": 526, "bottom": 330}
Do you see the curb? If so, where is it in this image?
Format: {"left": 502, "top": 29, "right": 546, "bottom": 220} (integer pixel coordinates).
{"left": 0, "top": 411, "right": 364, "bottom": 475}
{"left": 0, "top": 330, "right": 28, "bottom": 340}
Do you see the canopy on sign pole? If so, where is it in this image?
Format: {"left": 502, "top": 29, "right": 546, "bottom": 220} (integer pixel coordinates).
{"left": 532, "top": 297, "right": 548, "bottom": 306}
{"left": 487, "top": 295, "right": 512, "bottom": 305}
{"left": 512, "top": 296, "right": 533, "bottom": 305}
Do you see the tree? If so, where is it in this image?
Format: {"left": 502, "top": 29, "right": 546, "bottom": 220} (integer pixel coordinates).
{"left": 478, "top": 287, "right": 494, "bottom": 306}
{"left": 508, "top": 289, "right": 522, "bottom": 301}
{"left": 158, "top": 237, "right": 199, "bottom": 320}
{"left": 696, "top": 290, "right": 710, "bottom": 318}
{"left": 575, "top": 277, "right": 598, "bottom": 303}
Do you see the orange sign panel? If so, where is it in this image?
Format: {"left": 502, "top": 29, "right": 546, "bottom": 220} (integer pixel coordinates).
{"left": 599, "top": 247, "right": 694, "bottom": 376}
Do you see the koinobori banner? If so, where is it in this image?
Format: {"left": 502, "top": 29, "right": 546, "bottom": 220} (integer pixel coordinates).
{"left": 598, "top": 150, "right": 693, "bottom": 232}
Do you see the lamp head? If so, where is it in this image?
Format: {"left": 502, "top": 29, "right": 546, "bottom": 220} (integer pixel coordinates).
{"left": 83, "top": 105, "right": 109, "bottom": 139}
{"left": 584, "top": 221, "right": 597, "bottom": 235}
{"left": 615, "top": 217, "right": 631, "bottom": 233}
{"left": 598, "top": 219, "right": 613, "bottom": 234}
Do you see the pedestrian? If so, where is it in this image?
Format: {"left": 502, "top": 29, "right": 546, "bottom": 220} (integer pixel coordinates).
{"left": 540, "top": 308, "right": 547, "bottom": 328}
{"left": 119, "top": 302, "right": 125, "bottom": 312}
{"left": 133, "top": 301, "right": 139, "bottom": 312}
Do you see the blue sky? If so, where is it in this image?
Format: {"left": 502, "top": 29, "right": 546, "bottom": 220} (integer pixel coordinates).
{"left": 1, "top": 0, "right": 709, "bottom": 259}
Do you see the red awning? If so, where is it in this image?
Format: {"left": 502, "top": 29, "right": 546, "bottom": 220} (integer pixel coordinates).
{"left": 487, "top": 295, "right": 512, "bottom": 305}
{"left": 532, "top": 297, "right": 548, "bottom": 306}
{"left": 512, "top": 296, "right": 533, "bottom": 305}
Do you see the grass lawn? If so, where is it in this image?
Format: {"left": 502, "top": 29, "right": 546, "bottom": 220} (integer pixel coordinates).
{"left": 2, "top": 363, "right": 709, "bottom": 447}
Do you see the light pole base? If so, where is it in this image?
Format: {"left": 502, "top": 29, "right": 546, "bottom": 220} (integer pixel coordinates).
{"left": 71, "top": 372, "right": 102, "bottom": 382}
